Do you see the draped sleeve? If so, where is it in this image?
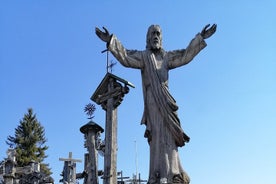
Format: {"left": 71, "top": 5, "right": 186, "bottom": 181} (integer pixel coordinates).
{"left": 167, "top": 33, "right": 207, "bottom": 69}
{"left": 108, "top": 35, "right": 144, "bottom": 69}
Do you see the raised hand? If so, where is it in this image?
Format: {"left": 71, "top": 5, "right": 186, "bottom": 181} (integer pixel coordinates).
{"left": 200, "top": 24, "right": 217, "bottom": 39}
{"left": 95, "top": 27, "right": 112, "bottom": 43}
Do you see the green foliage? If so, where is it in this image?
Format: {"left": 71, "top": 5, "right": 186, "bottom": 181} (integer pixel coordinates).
{"left": 6, "top": 108, "right": 52, "bottom": 176}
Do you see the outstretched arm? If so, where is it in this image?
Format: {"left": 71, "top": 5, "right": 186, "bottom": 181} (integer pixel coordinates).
{"left": 95, "top": 26, "right": 144, "bottom": 69}
{"left": 168, "top": 23, "right": 217, "bottom": 69}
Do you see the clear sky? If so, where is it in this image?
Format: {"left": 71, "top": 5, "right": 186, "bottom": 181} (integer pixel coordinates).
{"left": 1, "top": 1, "right": 275, "bottom": 183}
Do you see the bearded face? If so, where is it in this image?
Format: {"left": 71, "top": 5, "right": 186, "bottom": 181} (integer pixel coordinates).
{"left": 146, "top": 25, "right": 162, "bottom": 50}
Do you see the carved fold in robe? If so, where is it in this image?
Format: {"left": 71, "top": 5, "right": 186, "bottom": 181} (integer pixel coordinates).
{"left": 141, "top": 50, "right": 190, "bottom": 147}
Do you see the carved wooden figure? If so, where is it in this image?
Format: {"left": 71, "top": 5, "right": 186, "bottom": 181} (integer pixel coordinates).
{"left": 95, "top": 24, "right": 216, "bottom": 183}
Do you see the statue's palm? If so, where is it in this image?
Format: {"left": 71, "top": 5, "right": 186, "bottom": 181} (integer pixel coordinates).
{"left": 95, "top": 27, "right": 111, "bottom": 43}
{"left": 201, "top": 24, "right": 217, "bottom": 39}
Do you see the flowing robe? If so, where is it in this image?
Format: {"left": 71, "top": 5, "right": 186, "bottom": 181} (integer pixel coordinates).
{"left": 108, "top": 33, "right": 206, "bottom": 183}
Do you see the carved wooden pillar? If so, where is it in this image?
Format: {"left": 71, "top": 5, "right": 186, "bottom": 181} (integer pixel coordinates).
{"left": 80, "top": 121, "right": 104, "bottom": 184}
{"left": 91, "top": 73, "right": 134, "bottom": 184}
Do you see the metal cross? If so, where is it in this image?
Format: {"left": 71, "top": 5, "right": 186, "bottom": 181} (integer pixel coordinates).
{"left": 101, "top": 49, "right": 117, "bottom": 73}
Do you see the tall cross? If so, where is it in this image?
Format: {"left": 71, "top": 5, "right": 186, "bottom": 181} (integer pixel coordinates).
{"left": 91, "top": 73, "right": 135, "bottom": 184}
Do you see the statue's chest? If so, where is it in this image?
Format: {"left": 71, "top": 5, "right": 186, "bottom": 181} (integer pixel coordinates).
{"left": 151, "top": 54, "right": 168, "bottom": 82}
{"left": 154, "top": 54, "right": 163, "bottom": 69}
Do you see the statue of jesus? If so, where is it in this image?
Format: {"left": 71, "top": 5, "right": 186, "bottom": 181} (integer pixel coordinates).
{"left": 96, "top": 23, "right": 216, "bottom": 184}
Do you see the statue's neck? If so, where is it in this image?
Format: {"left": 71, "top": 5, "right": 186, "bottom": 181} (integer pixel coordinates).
{"left": 149, "top": 48, "right": 165, "bottom": 57}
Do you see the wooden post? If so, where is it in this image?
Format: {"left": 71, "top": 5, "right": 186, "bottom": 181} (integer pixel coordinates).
{"left": 103, "top": 77, "right": 118, "bottom": 184}
{"left": 91, "top": 73, "right": 134, "bottom": 184}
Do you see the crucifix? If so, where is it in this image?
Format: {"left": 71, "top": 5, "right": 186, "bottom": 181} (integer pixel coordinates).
{"left": 59, "top": 152, "right": 82, "bottom": 184}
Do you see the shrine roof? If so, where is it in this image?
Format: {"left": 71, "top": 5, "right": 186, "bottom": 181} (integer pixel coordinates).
{"left": 91, "top": 72, "right": 135, "bottom": 103}
{"left": 80, "top": 120, "right": 104, "bottom": 134}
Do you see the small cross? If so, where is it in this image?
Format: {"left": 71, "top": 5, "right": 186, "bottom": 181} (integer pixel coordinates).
{"left": 59, "top": 152, "right": 82, "bottom": 163}
{"left": 107, "top": 60, "right": 117, "bottom": 73}
{"left": 101, "top": 49, "right": 117, "bottom": 73}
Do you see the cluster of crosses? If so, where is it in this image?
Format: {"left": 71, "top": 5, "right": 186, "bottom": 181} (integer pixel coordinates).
{"left": 58, "top": 73, "right": 146, "bottom": 184}
{"left": 0, "top": 72, "right": 145, "bottom": 184}
{"left": 1, "top": 149, "right": 54, "bottom": 184}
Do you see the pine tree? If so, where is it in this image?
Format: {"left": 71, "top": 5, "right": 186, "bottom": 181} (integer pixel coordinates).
{"left": 6, "top": 108, "right": 52, "bottom": 176}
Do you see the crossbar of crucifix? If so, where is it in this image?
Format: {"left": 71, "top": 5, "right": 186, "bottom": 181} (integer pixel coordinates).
{"left": 59, "top": 152, "right": 82, "bottom": 163}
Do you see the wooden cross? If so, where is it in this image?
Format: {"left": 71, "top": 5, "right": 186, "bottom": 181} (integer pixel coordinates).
{"left": 59, "top": 152, "right": 82, "bottom": 163}
{"left": 59, "top": 152, "right": 81, "bottom": 183}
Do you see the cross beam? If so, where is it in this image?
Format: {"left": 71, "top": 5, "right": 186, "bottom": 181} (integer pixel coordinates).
{"left": 59, "top": 152, "right": 82, "bottom": 163}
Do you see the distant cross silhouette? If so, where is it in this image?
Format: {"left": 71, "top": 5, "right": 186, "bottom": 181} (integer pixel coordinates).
{"left": 59, "top": 152, "right": 82, "bottom": 163}
{"left": 101, "top": 49, "right": 117, "bottom": 73}
{"left": 117, "top": 171, "right": 130, "bottom": 184}
{"left": 107, "top": 60, "right": 117, "bottom": 73}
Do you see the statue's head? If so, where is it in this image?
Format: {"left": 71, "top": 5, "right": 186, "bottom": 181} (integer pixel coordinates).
{"left": 146, "top": 25, "right": 162, "bottom": 51}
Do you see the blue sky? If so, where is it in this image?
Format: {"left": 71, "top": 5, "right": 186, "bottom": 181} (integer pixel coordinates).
{"left": 1, "top": 1, "right": 275, "bottom": 183}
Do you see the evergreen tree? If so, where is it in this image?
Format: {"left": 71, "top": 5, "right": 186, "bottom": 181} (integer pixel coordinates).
{"left": 6, "top": 108, "right": 52, "bottom": 176}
